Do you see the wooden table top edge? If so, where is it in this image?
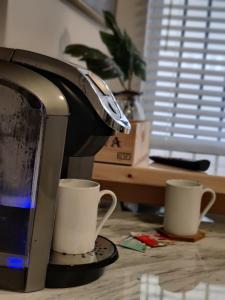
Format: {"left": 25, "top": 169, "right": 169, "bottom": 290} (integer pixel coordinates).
{"left": 93, "top": 161, "right": 225, "bottom": 194}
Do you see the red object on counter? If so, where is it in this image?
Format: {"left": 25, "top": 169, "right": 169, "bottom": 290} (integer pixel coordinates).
{"left": 135, "top": 235, "right": 159, "bottom": 247}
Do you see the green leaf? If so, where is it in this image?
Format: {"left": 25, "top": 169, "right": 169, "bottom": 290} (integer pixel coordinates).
{"left": 85, "top": 58, "right": 123, "bottom": 79}
{"left": 64, "top": 44, "right": 89, "bottom": 56}
{"left": 103, "top": 11, "right": 122, "bottom": 38}
{"left": 123, "top": 31, "right": 134, "bottom": 79}
{"left": 64, "top": 43, "right": 123, "bottom": 79}
{"left": 101, "top": 13, "right": 134, "bottom": 80}
{"left": 133, "top": 55, "right": 146, "bottom": 80}
{"left": 64, "top": 44, "right": 107, "bottom": 60}
{"left": 123, "top": 31, "right": 146, "bottom": 81}
{"left": 64, "top": 11, "right": 146, "bottom": 87}
{"left": 100, "top": 31, "right": 131, "bottom": 80}
{"left": 100, "top": 32, "right": 118, "bottom": 52}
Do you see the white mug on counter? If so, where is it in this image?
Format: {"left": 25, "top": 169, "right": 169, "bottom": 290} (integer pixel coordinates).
{"left": 52, "top": 179, "right": 117, "bottom": 255}
{"left": 163, "top": 179, "right": 216, "bottom": 236}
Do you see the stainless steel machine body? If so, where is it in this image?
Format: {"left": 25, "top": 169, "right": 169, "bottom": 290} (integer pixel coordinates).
{"left": 0, "top": 47, "right": 130, "bottom": 292}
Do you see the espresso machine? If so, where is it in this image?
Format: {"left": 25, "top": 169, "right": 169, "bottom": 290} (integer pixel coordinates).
{"left": 0, "top": 47, "right": 130, "bottom": 292}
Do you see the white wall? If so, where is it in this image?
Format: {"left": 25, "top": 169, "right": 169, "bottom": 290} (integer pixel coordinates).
{"left": 0, "top": 0, "right": 7, "bottom": 46}
{"left": 117, "top": 0, "right": 147, "bottom": 54}
{"left": 116, "top": 0, "right": 147, "bottom": 91}
{"left": 2, "top": 0, "right": 106, "bottom": 62}
{"left": 2, "top": 0, "right": 147, "bottom": 92}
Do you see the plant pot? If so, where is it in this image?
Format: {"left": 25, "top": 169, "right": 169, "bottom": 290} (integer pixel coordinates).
{"left": 114, "top": 91, "right": 145, "bottom": 121}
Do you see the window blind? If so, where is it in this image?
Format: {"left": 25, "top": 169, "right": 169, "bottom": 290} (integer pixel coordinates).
{"left": 142, "top": 0, "right": 225, "bottom": 155}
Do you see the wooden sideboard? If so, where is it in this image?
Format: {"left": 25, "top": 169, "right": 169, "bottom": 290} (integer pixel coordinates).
{"left": 92, "top": 158, "right": 225, "bottom": 214}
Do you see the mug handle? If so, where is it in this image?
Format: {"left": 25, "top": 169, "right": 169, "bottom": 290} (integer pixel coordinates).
{"left": 199, "top": 188, "right": 216, "bottom": 224}
{"left": 95, "top": 190, "right": 117, "bottom": 238}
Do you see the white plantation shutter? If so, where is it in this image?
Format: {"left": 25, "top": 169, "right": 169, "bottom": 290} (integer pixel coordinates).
{"left": 142, "top": 0, "right": 225, "bottom": 155}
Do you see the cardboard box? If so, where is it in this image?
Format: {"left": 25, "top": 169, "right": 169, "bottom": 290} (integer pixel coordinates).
{"left": 95, "top": 121, "right": 150, "bottom": 165}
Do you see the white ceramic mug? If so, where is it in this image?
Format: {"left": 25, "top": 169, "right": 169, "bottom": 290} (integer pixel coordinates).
{"left": 163, "top": 179, "right": 216, "bottom": 236}
{"left": 52, "top": 179, "right": 117, "bottom": 254}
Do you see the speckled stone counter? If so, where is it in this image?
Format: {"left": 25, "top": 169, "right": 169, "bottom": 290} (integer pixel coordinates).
{"left": 0, "top": 211, "right": 225, "bottom": 299}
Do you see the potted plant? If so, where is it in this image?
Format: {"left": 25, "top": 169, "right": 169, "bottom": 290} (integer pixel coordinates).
{"left": 64, "top": 11, "right": 146, "bottom": 121}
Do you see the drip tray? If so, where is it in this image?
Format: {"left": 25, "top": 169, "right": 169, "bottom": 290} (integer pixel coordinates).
{"left": 46, "top": 236, "right": 119, "bottom": 288}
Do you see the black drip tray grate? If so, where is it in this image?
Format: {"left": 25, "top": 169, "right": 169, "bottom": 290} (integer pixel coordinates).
{"left": 46, "top": 236, "right": 119, "bottom": 288}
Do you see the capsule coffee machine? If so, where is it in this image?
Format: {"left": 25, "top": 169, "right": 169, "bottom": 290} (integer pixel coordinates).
{"left": 0, "top": 47, "right": 130, "bottom": 292}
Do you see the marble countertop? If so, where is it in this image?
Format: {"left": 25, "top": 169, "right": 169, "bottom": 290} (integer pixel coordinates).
{"left": 0, "top": 211, "right": 225, "bottom": 299}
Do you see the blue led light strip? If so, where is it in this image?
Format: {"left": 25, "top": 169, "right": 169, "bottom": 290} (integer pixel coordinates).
{"left": 6, "top": 256, "right": 25, "bottom": 269}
